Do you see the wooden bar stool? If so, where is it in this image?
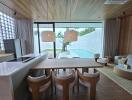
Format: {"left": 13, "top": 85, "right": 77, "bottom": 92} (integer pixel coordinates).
{"left": 77, "top": 69, "right": 100, "bottom": 100}
{"left": 27, "top": 72, "right": 52, "bottom": 100}
{"left": 52, "top": 70, "right": 76, "bottom": 100}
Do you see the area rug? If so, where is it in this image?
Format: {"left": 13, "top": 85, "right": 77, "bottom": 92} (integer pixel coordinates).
{"left": 97, "top": 65, "right": 132, "bottom": 95}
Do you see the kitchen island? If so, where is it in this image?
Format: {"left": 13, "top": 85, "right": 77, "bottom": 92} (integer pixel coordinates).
{"left": 0, "top": 53, "right": 48, "bottom": 100}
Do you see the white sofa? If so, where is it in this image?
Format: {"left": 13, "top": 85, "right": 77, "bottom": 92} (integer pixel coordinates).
{"left": 114, "top": 54, "right": 132, "bottom": 80}
{"left": 114, "top": 54, "right": 132, "bottom": 69}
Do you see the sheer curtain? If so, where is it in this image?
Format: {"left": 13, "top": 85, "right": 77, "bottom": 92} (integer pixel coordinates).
{"left": 16, "top": 19, "right": 34, "bottom": 55}
{"left": 103, "top": 18, "right": 120, "bottom": 58}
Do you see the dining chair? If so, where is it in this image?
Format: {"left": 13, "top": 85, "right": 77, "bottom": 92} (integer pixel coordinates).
{"left": 77, "top": 69, "right": 100, "bottom": 100}
{"left": 27, "top": 71, "right": 52, "bottom": 100}
{"left": 52, "top": 70, "right": 76, "bottom": 100}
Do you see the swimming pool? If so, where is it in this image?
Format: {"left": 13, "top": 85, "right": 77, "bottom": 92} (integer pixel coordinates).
{"left": 70, "top": 49, "right": 94, "bottom": 58}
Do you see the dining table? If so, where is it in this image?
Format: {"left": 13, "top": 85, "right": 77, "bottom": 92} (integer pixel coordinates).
{"left": 32, "top": 58, "right": 103, "bottom": 70}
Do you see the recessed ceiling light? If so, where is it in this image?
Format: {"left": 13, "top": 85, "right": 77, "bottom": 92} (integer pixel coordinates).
{"left": 104, "top": 0, "right": 129, "bottom": 4}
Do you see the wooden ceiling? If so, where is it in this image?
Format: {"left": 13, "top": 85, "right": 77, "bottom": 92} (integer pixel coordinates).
{"left": 0, "top": 0, "right": 132, "bottom": 21}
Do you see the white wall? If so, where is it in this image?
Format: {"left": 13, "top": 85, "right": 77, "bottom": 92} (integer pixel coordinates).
{"left": 67, "top": 28, "right": 103, "bottom": 55}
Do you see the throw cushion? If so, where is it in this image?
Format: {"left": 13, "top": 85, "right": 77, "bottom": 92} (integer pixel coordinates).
{"left": 118, "top": 58, "right": 127, "bottom": 64}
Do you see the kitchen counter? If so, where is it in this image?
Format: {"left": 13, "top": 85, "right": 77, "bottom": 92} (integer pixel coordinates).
{"left": 0, "top": 53, "right": 46, "bottom": 76}
{"left": 0, "top": 53, "right": 14, "bottom": 62}
{"left": 0, "top": 62, "right": 23, "bottom": 76}
{"left": 0, "top": 52, "right": 48, "bottom": 100}
{"left": 0, "top": 53, "right": 13, "bottom": 57}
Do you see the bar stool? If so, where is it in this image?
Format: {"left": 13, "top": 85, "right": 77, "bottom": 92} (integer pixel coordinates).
{"left": 52, "top": 70, "right": 76, "bottom": 100}
{"left": 27, "top": 72, "right": 52, "bottom": 100}
{"left": 77, "top": 69, "right": 100, "bottom": 100}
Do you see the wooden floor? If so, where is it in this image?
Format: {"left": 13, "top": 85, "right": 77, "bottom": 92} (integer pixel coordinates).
{"left": 38, "top": 73, "right": 132, "bottom": 100}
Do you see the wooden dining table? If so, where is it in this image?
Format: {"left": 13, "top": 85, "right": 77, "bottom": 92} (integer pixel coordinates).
{"left": 32, "top": 58, "right": 103, "bottom": 69}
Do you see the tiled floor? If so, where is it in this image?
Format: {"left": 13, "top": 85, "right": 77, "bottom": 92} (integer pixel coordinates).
{"left": 40, "top": 73, "right": 132, "bottom": 100}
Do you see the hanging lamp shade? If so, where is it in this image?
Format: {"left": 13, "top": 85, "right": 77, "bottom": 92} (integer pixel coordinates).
{"left": 41, "top": 31, "right": 55, "bottom": 42}
{"left": 64, "top": 30, "right": 78, "bottom": 43}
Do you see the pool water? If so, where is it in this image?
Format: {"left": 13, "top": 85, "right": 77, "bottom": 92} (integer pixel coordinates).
{"left": 70, "top": 49, "right": 94, "bottom": 58}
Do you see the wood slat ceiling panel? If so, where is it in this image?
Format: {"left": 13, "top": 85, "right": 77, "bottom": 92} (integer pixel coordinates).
{"left": 0, "top": 0, "right": 132, "bottom": 21}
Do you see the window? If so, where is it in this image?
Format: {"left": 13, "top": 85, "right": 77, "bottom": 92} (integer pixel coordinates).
{"left": 0, "top": 12, "right": 16, "bottom": 50}
{"left": 33, "top": 22, "right": 104, "bottom": 58}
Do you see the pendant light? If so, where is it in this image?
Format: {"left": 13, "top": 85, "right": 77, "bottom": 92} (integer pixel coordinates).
{"left": 64, "top": 30, "right": 78, "bottom": 42}
{"left": 41, "top": 0, "right": 55, "bottom": 42}
{"left": 64, "top": 0, "right": 78, "bottom": 43}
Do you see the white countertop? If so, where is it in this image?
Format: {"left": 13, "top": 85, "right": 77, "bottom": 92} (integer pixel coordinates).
{"left": 0, "top": 62, "right": 24, "bottom": 76}
{"left": 0, "top": 53, "right": 48, "bottom": 76}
